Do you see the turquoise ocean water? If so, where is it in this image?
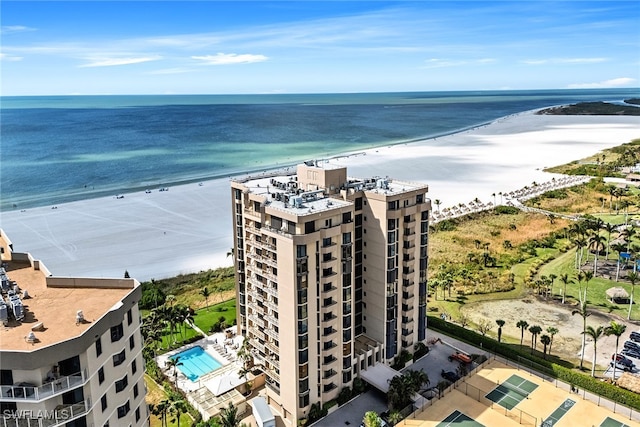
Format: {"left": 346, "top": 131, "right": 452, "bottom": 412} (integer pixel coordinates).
{"left": 1, "top": 89, "right": 638, "bottom": 211}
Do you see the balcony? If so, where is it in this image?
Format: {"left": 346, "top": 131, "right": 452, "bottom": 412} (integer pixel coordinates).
{"left": 323, "top": 328, "right": 337, "bottom": 337}
{"left": 264, "top": 314, "right": 279, "bottom": 326}
{"left": 322, "top": 283, "right": 337, "bottom": 293}
{"left": 402, "top": 304, "right": 414, "bottom": 313}
{"left": 264, "top": 326, "right": 278, "bottom": 340}
{"left": 402, "top": 291, "right": 415, "bottom": 300}
{"left": 0, "top": 400, "right": 90, "bottom": 427}
{"left": 0, "top": 371, "right": 87, "bottom": 402}
{"left": 263, "top": 283, "right": 278, "bottom": 298}
{"left": 323, "top": 369, "right": 338, "bottom": 380}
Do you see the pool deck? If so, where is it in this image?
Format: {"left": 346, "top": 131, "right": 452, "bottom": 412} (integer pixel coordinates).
{"left": 156, "top": 329, "right": 244, "bottom": 393}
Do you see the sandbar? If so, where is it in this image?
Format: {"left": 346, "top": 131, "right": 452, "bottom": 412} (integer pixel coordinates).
{"left": 1, "top": 110, "right": 638, "bottom": 281}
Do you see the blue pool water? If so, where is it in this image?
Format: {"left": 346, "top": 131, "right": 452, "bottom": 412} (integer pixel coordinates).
{"left": 173, "top": 346, "right": 222, "bottom": 381}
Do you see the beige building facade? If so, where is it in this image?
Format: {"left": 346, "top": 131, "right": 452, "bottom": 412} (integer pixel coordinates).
{"left": 231, "top": 162, "right": 430, "bottom": 423}
{"left": 0, "top": 230, "right": 146, "bottom": 427}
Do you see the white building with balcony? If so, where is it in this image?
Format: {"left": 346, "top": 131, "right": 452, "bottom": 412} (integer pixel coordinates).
{"left": 0, "top": 230, "right": 146, "bottom": 427}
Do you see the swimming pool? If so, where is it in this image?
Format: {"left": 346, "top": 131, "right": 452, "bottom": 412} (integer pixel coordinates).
{"left": 172, "top": 346, "right": 222, "bottom": 381}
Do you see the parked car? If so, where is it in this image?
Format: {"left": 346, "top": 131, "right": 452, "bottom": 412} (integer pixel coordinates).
{"left": 611, "top": 354, "right": 635, "bottom": 371}
{"left": 630, "top": 331, "right": 640, "bottom": 343}
{"left": 624, "top": 340, "right": 640, "bottom": 351}
{"left": 441, "top": 370, "right": 461, "bottom": 383}
{"left": 448, "top": 351, "right": 472, "bottom": 364}
{"left": 622, "top": 348, "right": 640, "bottom": 360}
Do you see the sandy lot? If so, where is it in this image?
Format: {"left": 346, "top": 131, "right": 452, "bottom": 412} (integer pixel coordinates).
{"left": 463, "top": 297, "right": 639, "bottom": 370}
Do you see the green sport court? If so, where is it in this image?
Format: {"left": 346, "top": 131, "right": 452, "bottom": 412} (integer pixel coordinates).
{"left": 541, "top": 398, "right": 576, "bottom": 427}
{"left": 599, "top": 417, "right": 632, "bottom": 427}
{"left": 484, "top": 374, "right": 538, "bottom": 410}
{"left": 437, "top": 410, "right": 485, "bottom": 427}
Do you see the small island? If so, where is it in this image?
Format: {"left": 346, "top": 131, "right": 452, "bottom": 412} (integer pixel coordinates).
{"left": 537, "top": 101, "right": 640, "bottom": 116}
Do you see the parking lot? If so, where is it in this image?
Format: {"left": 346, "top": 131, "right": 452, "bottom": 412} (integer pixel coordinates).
{"left": 603, "top": 329, "right": 640, "bottom": 380}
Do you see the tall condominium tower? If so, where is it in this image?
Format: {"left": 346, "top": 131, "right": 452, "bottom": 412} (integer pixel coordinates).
{"left": 231, "top": 162, "right": 430, "bottom": 423}
{"left": 0, "top": 230, "right": 146, "bottom": 427}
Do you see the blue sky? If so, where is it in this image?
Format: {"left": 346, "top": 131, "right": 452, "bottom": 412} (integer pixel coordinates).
{"left": 1, "top": 1, "right": 638, "bottom": 95}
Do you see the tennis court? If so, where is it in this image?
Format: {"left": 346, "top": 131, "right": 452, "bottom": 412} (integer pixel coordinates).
{"left": 437, "top": 410, "right": 485, "bottom": 427}
{"left": 485, "top": 374, "right": 538, "bottom": 410}
{"left": 599, "top": 417, "right": 631, "bottom": 427}
{"left": 541, "top": 398, "right": 575, "bottom": 427}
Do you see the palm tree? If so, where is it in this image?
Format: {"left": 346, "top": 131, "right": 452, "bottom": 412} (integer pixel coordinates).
{"left": 574, "top": 237, "right": 587, "bottom": 269}
{"left": 496, "top": 319, "right": 505, "bottom": 343}
{"left": 219, "top": 402, "right": 241, "bottom": 427}
{"left": 588, "top": 233, "right": 606, "bottom": 276}
{"left": 166, "top": 356, "right": 183, "bottom": 382}
{"left": 572, "top": 301, "right": 591, "bottom": 370}
{"left": 583, "top": 325, "right": 604, "bottom": 377}
{"left": 434, "top": 199, "right": 442, "bottom": 213}
{"left": 559, "top": 273, "right": 573, "bottom": 304}
{"left": 548, "top": 273, "right": 557, "bottom": 299}
{"left": 362, "top": 411, "right": 382, "bottom": 427}
{"left": 605, "top": 321, "right": 627, "bottom": 380}
{"left": 529, "top": 325, "right": 542, "bottom": 354}
{"left": 516, "top": 320, "right": 529, "bottom": 347}
{"left": 153, "top": 398, "right": 171, "bottom": 427}
{"left": 627, "top": 271, "right": 638, "bottom": 320}
{"left": 546, "top": 327, "right": 559, "bottom": 356}
{"left": 200, "top": 287, "right": 211, "bottom": 310}
{"left": 611, "top": 242, "right": 627, "bottom": 282}
{"left": 169, "top": 397, "right": 188, "bottom": 427}
{"left": 540, "top": 334, "right": 551, "bottom": 359}
{"left": 604, "top": 222, "right": 617, "bottom": 259}
{"left": 622, "top": 225, "right": 636, "bottom": 253}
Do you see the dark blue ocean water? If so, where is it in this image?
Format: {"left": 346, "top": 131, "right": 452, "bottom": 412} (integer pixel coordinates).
{"left": 1, "top": 89, "right": 638, "bottom": 211}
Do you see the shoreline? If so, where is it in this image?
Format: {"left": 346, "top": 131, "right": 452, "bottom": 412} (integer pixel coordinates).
{"left": 1, "top": 111, "right": 638, "bottom": 281}
{"left": 0, "top": 114, "right": 505, "bottom": 213}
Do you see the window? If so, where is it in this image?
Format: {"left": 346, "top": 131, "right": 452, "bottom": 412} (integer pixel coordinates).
{"left": 111, "top": 323, "right": 124, "bottom": 342}
{"left": 325, "top": 219, "right": 332, "bottom": 228}
{"left": 113, "top": 350, "right": 126, "bottom": 367}
{"left": 98, "top": 367, "right": 105, "bottom": 384}
{"left": 115, "top": 375, "right": 128, "bottom": 392}
{"left": 127, "top": 309, "right": 133, "bottom": 325}
{"left": 135, "top": 407, "right": 140, "bottom": 422}
{"left": 133, "top": 383, "right": 139, "bottom": 398}
{"left": 131, "top": 360, "right": 137, "bottom": 375}
{"left": 342, "top": 232, "right": 351, "bottom": 244}
{"left": 117, "top": 401, "right": 130, "bottom": 419}
{"left": 95, "top": 338, "right": 102, "bottom": 357}
{"left": 322, "top": 237, "right": 332, "bottom": 247}
{"left": 101, "top": 394, "right": 108, "bottom": 412}
{"left": 129, "top": 335, "right": 135, "bottom": 350}
{"left": 296, "top": 245, "right": 307, "bottom": 258}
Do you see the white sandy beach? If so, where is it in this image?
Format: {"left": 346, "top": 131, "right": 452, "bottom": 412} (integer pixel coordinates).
{"left": 2, "top": 110, "right": 639, "bottom": 281}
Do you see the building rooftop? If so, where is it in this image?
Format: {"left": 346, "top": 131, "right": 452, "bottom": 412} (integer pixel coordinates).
{"left": 237, "top": 173, "right": 353, "bottom": 215}
{"left": 0, "top": 231, "right": 136, "bottom": 352}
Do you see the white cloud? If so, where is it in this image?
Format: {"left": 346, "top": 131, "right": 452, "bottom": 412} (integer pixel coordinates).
{"left": 422, "top": 58, "right": 495, "bottom": 68}
{"left": 147, "top": 67, "right": 195, "bottom": 75}
{"left": 522, "top": 57, "right": 607, "bottom": 65}
{"left": 0, "top": 52, "right": 23, "bottom": 62}
{"left": 567, "top": 77, "right": 636, "bottom": 89}
{"left": 79, "top": 56, "right": 162, "bottom": 68}
{"left": 191, "top": 53, "right": 268, "bottom": 65}
{"left": 1, "top": 25, "right": 36, "bottom": 34}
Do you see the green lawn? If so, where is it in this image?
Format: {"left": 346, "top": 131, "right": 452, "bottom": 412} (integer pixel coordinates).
{"left": 159, "top": 325, "right": 201, "bottom": 349}
{"left": 193, "top": 299, "right": 237, "bottom": 334}
{"left": 539, "top": 247, "right": 638, "bottom": 320}
{"left": 144, "top": 374, "right": 193, "bottom": 427}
